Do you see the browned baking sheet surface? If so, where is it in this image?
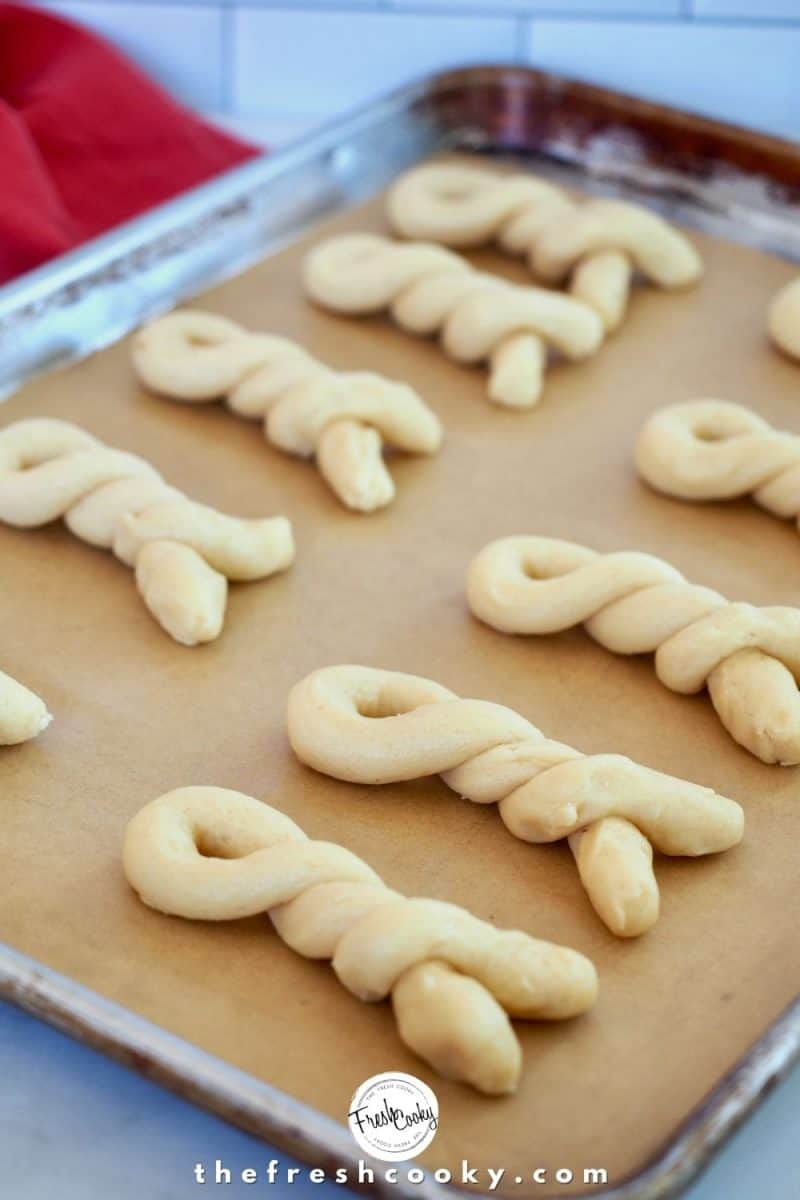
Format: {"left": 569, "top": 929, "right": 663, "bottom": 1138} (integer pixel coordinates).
{"left": 2, "top": 164, "right": 800, "bottom": 1194}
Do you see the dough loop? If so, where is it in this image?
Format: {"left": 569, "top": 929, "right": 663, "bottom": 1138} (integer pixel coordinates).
{"left": 124, "top": 785, "right": 598, "bottom": 1094}
{"left": 133, "top": 310, "right": 443, "bottom": 513}
{"left": 767, "top": 277, "right": 800, "bottom": 361}
{"left": 469, "top": 533, "right": 800, "bottom": 765}
{"left": 303, "top": 233, "right": 604, "bottom": 409}
{"left": 0, "top": 418, "right": 294, "bottom": 645}
{"left": 288, "top": 665, "right": 743, "bottom": 937}
{"left": 387, "top": 163, "right": 702, "bottom": 333}
{"left": 637, "top": 399, "right": 800, "bottom": 526}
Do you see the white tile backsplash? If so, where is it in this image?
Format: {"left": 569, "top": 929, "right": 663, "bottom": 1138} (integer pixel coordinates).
{"left": 692, "top": 1, "right": 800, "bottom": 16}
{"left": 525, "top": 19, "right": 800, "bottom": 137}
{"left": 232, "top": 9, "right": 518, "bottom": 117}
{"left": 390, "top": 1, "right": 681, "bottom": 12}
{"left": 31, "top": 0, "right": 800, "bottom": 142}
{"left": 40, "top": 1, "right": 225, "bottom": 109}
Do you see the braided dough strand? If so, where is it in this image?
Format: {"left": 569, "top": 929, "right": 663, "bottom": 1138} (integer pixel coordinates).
{"left": 124, "top": 786, "right": 598, "bottom": 1095}
{"left": 303, "top": 234, "right": 604, "bottom": 410}
{"left": 288, "top": 666, "right": 743, "bottom": 938}
{"left": 0, "top": 669, "right": 51, "bottom": 744}
{"left": 468, "top": 534, "right": 800, "bottom": 765}
{"left": 767, "top": 276, "right": 800, "bottom": 361}
{"left": 132, "top": 311, "right": 442, "bottom": 513}
{"left": 636, "top": 399, "right": 800, "bottom": 521}
{"left": 0, "top": 419, "right": 294, "bottom": 645}
{"left": 387, "top": 164, "right": 702, "bottom": 333}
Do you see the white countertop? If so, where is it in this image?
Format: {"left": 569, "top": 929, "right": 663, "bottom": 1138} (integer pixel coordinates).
{"left": 3, "top": 1000, "right": 799, "bottom": 1199}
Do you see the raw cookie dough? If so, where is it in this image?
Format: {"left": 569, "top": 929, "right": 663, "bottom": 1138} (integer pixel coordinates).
{"left": 388, "top": 163, "right": 703, "bottom": 333}
{"left": 288, "top": 665, "right": 743, "bottom": 938}
{"left": 303, "top": 233, "right": 604, "bottom": 409}
{"left": 0, "top": 669, "right": 51, "bottom": 744}
{"left": 124, "top": 786, "right": 598, "bottom": 1095}
{"left": 469, "top": 534, "right": 800, "bottom": 765}
{"left": 133, "top": 310, "right": 443, "bottom": 513}
{"left": 636, "top": 399, "right": 800, "bottom": 531}
{"left": 767, "top": 276, "right": 800, "bottom": 361}
{"left": 0, "top": 418, "right": 294, "bottom": 646}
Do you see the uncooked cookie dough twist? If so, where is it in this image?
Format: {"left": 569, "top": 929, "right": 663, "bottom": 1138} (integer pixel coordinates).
{"left": 124, "top": 786, "right": 598, "bottom": 1095}
{"left": 0, "top": 669, "right": 51, "bottom": 744}
{"left": 132, "top": 310, "right": 443, "bottom": 513}
{"left": 0, "top": 419, "right": 294, "bottom": 646}
{"left": 303, "top": 233, "right": 604, "bottom": 409}
{"left": 636, "top": 399, "right": 800, "bottom": 531}
{"left": 469, "top": 534, "right": 800, "bottom": 765}
{"left": 768, "top": 277, "right": 800, "bottom": 361}
{"left": 387, "top": 163, "right": 703, "bottom": 333}
{"left": 288, "top": 666, "right": 743, "bottom": 939}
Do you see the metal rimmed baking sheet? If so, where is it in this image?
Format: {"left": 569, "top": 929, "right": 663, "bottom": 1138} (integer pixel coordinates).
{"left": 2, "top": 66, "right": 800, "bottom": 1200}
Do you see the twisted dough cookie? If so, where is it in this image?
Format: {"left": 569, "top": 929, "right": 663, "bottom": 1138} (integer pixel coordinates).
{"left": 469, "top": 534, "right": 800, "bottom": 765}
{"left": 636, "top": 399, "right": 800, "bottom": 523}
{"left": 124, "top": 786, "right": 597, "bottom": 1095}
{"left": 132, "top": 311, "right": 442, "bottom": 513}
{"left": 288, "top": 666, "right": 743, "bottom": 938}
{"left": 0, "top": 669, "right": 51, "bottom": 744}
{"left": 303, "top": 233, "right": 604, "bottom": 409}
{"left": 387, "top": 163, "right": 702, "bottom": 333}
{"left": 0, "top": 419, "right": 294, "bottom": 646}
{"left": 768, "top": 277, "right": 800, "bottom": 361}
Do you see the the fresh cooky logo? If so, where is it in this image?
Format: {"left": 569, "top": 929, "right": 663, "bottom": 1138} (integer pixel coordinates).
{"left": 348, "top": 1072, "right": 439, "bottom": 1162}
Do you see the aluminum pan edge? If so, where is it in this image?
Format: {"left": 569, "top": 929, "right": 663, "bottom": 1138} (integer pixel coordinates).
{"left": 0, "top": 77, "right": 443, "bottom": 395}
{"left": 1, "top": 65, "right": 799, "bottom": 397}
{"left": 2, "top": 942, "right": 799, "bottom": 1200}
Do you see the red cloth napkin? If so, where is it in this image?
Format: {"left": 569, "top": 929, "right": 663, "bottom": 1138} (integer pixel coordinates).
{"left": 0, "top": 2, "right": 259, "bottom": 283}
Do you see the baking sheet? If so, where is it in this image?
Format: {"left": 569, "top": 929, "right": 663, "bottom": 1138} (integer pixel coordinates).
{"left": 2, "top": 167, "right": 800, "bottom": 1195}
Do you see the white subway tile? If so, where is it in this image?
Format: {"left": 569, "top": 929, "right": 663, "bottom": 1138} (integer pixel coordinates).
{"left": 35, "top": 2, "right": 224, "bottom": 110}
{"left": 392, "top": 1, "right": 680, "bottom": 13}
{"left": 524, "top": 19, "right": 800, "bottom": 137}
{"left": 232, "top": 9, "right": 518, "bottom": 117}
{"left": 242, "top": 0, "right": 383, "bottom": 6}
{"left": 692, "top": 1, "right": 800, "bottom": 17}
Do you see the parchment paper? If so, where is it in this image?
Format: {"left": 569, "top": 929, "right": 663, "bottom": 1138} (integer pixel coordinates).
{"left": 2, "top": 168, "right": 800, "bottom": 1194}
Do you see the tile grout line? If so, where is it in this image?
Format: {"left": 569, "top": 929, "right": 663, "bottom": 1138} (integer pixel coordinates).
{"left": 221, "top": 2, "right": 235, "bottom": 113}
{"left": 515, "top": 13, "right": 529, "bottom": 63}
